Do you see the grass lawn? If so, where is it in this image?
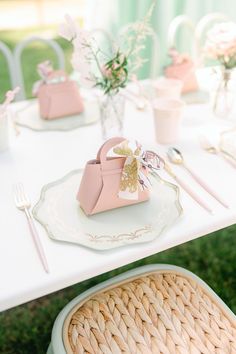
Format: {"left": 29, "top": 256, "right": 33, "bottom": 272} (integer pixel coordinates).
{"left": 0, "top": 26, "right": 73, "bottom": 102}
{"left": 0, "top": 27, "right": 236, "bottom": 354}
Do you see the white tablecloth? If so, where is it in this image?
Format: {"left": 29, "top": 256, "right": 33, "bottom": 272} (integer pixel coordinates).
{"left": 0, "top": 98, "right": 236, "bottom": 311}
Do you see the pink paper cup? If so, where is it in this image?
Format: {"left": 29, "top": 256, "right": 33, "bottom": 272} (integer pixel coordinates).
{"left": 152, "top": 98, "right": 185, "bottom": 144}
{"left": 153, "top": 78, "right": 183, "bottom": 99}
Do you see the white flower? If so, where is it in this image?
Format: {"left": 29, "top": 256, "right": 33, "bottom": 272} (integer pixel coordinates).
{"left": 79, "top": 74, "right": 95, "bottom": 89}
{"left": 58, "top": 14, "right": 78, "bottom": 41}
{"left": 208, "top": 22, "right": 236, "bottom": 44}
{"left": 204, "top": 22, "right": 236, "bottom": 60}
{"left": 71, "top": 51, "right": 89, "bottom": 73}
{"left": 72, "top": 34, "right": 92, "bottom": 60}
{"left": 73, "top": 30, "right": 91, "bottom": 48}
{"left": 58, "top": 1, "right": 155, "bottom": 94}
{"left": 71, "top": 51, "right": 94, "bottom": 88}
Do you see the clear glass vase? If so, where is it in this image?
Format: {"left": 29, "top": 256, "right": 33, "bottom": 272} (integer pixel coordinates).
{"left": 99, "top": 93, "right": 125, "bottom": 140}
{"left": 213, "top": 68, "right": 236, "bottom": 119}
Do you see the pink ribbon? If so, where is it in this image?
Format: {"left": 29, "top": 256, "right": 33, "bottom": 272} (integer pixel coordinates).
{"left": 32, "top": 60, "right": 54, "bottom": 96}
{"left": 113, "top": 140, "right": 161, "bottom": 200}
{"left": 37, "top": 60, "right": 53, "bottom": 80}
{"left": 168, "top": 47, "right": 191, "bottom": 65}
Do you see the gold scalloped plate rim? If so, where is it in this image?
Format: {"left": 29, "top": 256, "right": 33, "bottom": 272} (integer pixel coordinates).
{"left": 14, "top": 99, "right": 99, "bottom": 132}
{"left": 32, "top": 169, "right": 183, "bottom": 251}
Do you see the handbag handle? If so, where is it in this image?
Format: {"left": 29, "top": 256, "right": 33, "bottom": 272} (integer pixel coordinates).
{"left": 97, "top": 137, "right": 126, "bottom": 163}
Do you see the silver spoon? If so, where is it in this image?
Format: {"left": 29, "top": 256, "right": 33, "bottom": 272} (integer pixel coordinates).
{"left": 167, "top": 147, "right": 229, "bottom": 209}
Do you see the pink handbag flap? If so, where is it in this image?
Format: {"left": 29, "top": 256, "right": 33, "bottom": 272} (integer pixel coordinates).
{"left": 165, "top": 60, "right": 199, "bottom": 93}
{"left": 165, "top": 60, "right": 194, "bottom": 79}
{"left": 78, "top": 137, "right": 149, "bottom": 215}
{"left": 38, "top": 80, "right": 84, "bottom": 119}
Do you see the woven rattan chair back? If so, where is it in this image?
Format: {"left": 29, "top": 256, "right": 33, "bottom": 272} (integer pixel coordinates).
{"left": 62, "top": 267, "right": 236, "bottom": 354}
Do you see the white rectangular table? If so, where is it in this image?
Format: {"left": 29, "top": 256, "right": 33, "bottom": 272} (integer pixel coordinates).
{"left": 1, "top": 98, "right": 236, "bottom": 312}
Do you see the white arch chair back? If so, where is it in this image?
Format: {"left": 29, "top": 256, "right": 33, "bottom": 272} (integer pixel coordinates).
{"left": 167, "top": 15, "right": 195, "bottom": 53}
{"left": 118, "top": 24, "right": 160, "bottom": 79}
{"left": 167, "top": 13, "right": 230, "bottom": 65}
{"left": 14, "top": 36, "right": 65, "bottom": 100}
{"left": 146, "top": 28, "right": 159, "bottom": 78}
{"left": 0, "top": 41, "right": 18, "bottom": 91}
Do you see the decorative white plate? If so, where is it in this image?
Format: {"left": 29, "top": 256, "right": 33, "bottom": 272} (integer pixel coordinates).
{"left": 33, "top": 170, "right": 182, "bottom": 250}
{"left": 15, "top": 98, "right": 99, "bottom": 131}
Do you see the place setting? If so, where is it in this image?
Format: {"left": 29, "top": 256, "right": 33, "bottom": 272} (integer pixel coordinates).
{"left": 32, "top": 138, "right": 183, "bottom": 252}
{"left": 14, "top": 60, "right": 100, "bottom": 132}
{"left": 14, "top": 128, "right": 234, "bottom": 274}
{"left": 5, "top": 9, "right": 236, "bottom": 273}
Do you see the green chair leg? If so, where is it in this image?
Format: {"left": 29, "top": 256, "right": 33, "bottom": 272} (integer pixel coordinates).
{"left": 46, "top": 342, "right": 53, "bottom": 354}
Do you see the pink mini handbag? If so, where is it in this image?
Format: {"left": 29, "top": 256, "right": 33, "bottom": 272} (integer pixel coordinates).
{"left": 37, "top": 70, "right": 84, "bottom": 120}
{"left": 77, "top": 137, "right": 150, "bottom": 216}
{"left": 164, "top": 48, "right": 198, "bottom": 93}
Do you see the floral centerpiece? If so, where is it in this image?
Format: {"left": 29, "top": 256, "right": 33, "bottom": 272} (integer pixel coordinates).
{"left": 59, "top": 2, "right": 155, "bottom": 138}
{"left": 204, "top": 22, "right": 236, "bottom": 118}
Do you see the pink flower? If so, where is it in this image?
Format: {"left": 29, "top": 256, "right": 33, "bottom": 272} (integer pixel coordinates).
{"left": 168, "top": 47, "right": 191, "bottom": 65}
{"left": 101, "top": 65, "right": 113, "bottom": 79}
{"left": 5, "top": 87, "right": 20, "bottom": 102}
{"left": 101, "top": 53, "right": 127, "bottom": 81}
{"left": 37, "top": 60, "right": 53, "bottom": 79}
{"left": 58, "top": 14, "right": 78, "bottom": 41}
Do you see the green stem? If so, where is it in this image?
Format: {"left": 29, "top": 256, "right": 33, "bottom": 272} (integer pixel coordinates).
{"left": 82, "top": 39, "right": 105, "bottom": 79}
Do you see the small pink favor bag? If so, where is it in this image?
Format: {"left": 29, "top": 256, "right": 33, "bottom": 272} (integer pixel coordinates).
{"left": 77, "top": 137, "right": 150, "bottom": 216}
{"left": 164, "top": 48, "right": 198, "bottom": 93}
{"left": 38, "top": 70, "right": 84, "bottom": 119}
{"left": 33, "top": 61, "right": 84, "bottom": 119}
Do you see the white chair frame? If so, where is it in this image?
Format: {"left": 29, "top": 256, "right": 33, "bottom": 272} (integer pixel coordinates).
{"left": 0, "top": 41, "right": 18, "bottom": 91}
{"left": 148, "top": 28, "right": 160, "bottom": 79}
{"left": 167, "top": 12, "right": 230, "bottom": 64}
{"left": 14, "top": 36, "right": 65, "bottom": 100}
{"left": 167, "top": 15, "right": 195, "bottom": 50}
